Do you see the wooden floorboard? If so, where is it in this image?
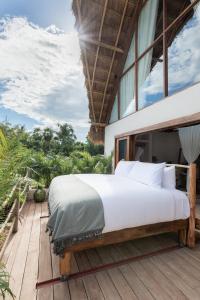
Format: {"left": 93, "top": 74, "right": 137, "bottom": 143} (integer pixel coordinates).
{"left": 7, "top": 202, "right": 35, "bottom": 300}
{"left": 20, "top": 203, "right": 41, "bottom": 300}
{"left": 3, "top": 201, "right": 200, "bottom": 300}
{"left": 37, "top": 202, "right": 53, "bottom": 300}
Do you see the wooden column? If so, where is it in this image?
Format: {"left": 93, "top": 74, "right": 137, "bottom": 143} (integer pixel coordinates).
{"left": 127, "top": 135, "right": 135, "bottom": 161}
{"left": 59, "top": 251, "right": 72, "bottom": 280}
{"left": 187, "top": 163, "right": 196, "bottom": 248}
{"left": 163, "top": 0, "right": 168, "bottom": 97}
{"left": 134, "top": 13, "right": 138, "bottom": 111}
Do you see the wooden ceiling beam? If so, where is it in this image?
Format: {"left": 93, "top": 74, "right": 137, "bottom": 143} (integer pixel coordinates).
{"left": 76, "top": 0, "right": 96, "bottom": 124}
{"left": 80, "top": 37, "right": 124, "bottom": 53}
{"left": 86, "top": 79, "right": 113, "bottom": 87}
{"left": 87, "top": 0, "right": 134, "bottom": 19}
{"left": 90, "top": 122, "right": 107, "bottom": 128}
{"left": 99, "top": 0, "right": 129, "bottom": 123}
{"left": 91, "top": 0, "right": 108, "bottom": 92}
{"left": 106, "top": 0, "right": 143, "bottom": 124}
{"left": 85, "top": 65, "right": 115, "bottom": 76}
{"left": 88, "top": 90, "right": 111, "bottom": 97}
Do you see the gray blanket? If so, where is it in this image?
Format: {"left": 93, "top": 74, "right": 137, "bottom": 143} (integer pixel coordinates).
{"left": 47, "top": 175, "right": 105, "bottom": 256}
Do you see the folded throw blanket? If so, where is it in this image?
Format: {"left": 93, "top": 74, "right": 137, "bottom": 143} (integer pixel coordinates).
{"left": 47, "top": 175, "right": 105, "bottom": 256}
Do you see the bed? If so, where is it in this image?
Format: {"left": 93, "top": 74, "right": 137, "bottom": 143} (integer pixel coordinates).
{"left": 47, "top": 162, "right": 196, "bottom": 280}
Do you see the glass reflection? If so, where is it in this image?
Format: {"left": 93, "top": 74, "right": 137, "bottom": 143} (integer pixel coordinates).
{"left": 138, "top": 48, "right": 164, "bottom": 110}
{"left": 168, "top": 3, "right": 200, "bottom": 96}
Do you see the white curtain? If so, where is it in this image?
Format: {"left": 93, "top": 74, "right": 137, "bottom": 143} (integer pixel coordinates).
{"left": 138, "top": 0, "right": 159, "bottom": 95}
{"left": 109, "top": 94, "right": 118, "bottom": 123}
{"left": 120, "top": 68, "right": 135, "bottom": 118}
{"left": 179, "top": 125, "right": 200, "bottom": 163}
{"left": 179, "top": 125, "right": 200, "bottom": 191}
{"left": 124, "top": 34, "right": 135, "bottom": 71}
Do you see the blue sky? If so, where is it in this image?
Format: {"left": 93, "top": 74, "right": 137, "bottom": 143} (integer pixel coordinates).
{"left": 0, "top": 0, "right": 74, "bottom": 32}
{"left": 0, "top": 0, "right": 89, "bottom": 140}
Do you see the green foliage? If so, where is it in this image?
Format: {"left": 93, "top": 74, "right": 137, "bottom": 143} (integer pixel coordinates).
{"left": 0, "top": 265, "right": 14, "bottom": 299}
{"left": 0, "top": 121, "right": 111, "bottom": 191}
{"left": 27, "top": 150, "right": 112, "bottom": 187}
{"left": 26, "top": 123, "right": 77, "bottom": 156}
{"left": 84, "top": 138, "right": 104, "bottom": 156}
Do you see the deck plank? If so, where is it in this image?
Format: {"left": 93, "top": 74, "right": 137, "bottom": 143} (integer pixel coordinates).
{"left": 151, "top": 255, "right": 200, "bottom": 299}
{"left": 111, "top": 243, "right": 170, "bottom": 300}
{"left": 97, "top": 245, "right": 138, "bottom": 300}
{"left": 86, "top": 248, "right": 121, "bottom": 300}
{"left": 160, "top": 251, "right": 200, "bottom": 288}
{"left": 68, "top": 252, "right": 88, "bottom": 300}
{"left": 75, "top": 251, "right": 105, "bottom": 300}
{"left": 37, "top": 202, "right": 53, "bottom": 300}
{"left": 7, "top": 202, "right": 35, "bottom": 300}
{"left": 51, "top": 246, "right": 71, "bottom": 300}
{"left": 5, "top": 202, "right": 31, "bottom": 273}
{"left": 20, "top": 203, "right": 42, "bottom": 300}
{"left": 117, "top": 241, "right": 185, "bottom": 299}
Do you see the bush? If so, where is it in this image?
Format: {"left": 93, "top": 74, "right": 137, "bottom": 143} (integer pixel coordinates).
{"left": 0, "top": 265, "right": 14, "bottom": 299}
{"left": 26, "top": 150, "right": 112, "bottom": 187}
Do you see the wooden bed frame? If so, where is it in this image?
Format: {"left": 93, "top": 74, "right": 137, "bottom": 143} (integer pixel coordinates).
{"left": 59, "top": 163, "right": 196, "bottom": 279}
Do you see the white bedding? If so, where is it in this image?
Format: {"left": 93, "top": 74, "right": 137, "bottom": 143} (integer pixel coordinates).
{"left": 76, "top": 174, "right": 190, "bottom": 234}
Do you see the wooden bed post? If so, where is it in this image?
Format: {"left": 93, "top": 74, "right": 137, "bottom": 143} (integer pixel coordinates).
{"left": 187, "top": 163, "right": 196, "bottom": 248}
{"left": 59, "top": 251, "right": 72, "bottom": 280}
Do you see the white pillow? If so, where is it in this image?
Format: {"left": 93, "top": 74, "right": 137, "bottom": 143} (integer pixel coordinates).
{"left": 162, "top": 166, "right": 176, "bottom": 189}
{"left": 115, "top": 161, "right": 137, "bottom": 177}
{"left": 128, "top": 161, "right": 165, "bottom": 188}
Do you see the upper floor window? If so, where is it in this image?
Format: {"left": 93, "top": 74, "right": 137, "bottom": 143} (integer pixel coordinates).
{"left": 109, "top": 0, "right": 200, "bottom": 123}
{"left": 109, "top": 94, "right": 118, "bottom": 124}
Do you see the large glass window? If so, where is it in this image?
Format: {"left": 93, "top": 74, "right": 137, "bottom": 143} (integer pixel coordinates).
{"left": 120, "top": 68, "right": 135, "bottom": 118}
{"left": 109, "top": 0, "right": 200, "bottom": 122}
{"left": 109, "top": 94, "right": 118, "bottom": 124}
{"left": 168, "top": 3, "right": 200, "bottom": 96}
{"left": 138, "top": 42, "right": 164, "bottom": 109}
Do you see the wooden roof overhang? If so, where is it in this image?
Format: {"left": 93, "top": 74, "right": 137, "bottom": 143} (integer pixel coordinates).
{"left": 72, "top": 0, "right": 193, "bottom": 144}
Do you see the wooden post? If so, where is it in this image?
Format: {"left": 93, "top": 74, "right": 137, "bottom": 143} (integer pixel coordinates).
{"left": 178, "top": 229, "right": 187, "bottom": 247}
{"left": 187, "top": 163, "right": 196, "bottom": 248}
{"left": 12, "top": 198, "right": 19, "bottom": 233}
{"left": 59, "top": 251, "right": 72, "bottom": 280}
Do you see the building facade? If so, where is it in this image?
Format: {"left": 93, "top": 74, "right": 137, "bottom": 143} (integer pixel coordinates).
{"left": 73, "top": 0, "right": 200, "bottom": 164}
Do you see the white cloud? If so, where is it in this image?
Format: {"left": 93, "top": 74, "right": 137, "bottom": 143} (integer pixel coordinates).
{"left": 0, "top": 16, "right": 89, "bottom": 140}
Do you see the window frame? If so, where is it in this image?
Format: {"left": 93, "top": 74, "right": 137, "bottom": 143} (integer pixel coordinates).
{"left": 112, "top": 0, "right": 200, "bottom": 121}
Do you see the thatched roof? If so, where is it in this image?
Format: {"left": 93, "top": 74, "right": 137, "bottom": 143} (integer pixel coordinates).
{"left": 72, "top": 0, "right": 192, "bottom": 144}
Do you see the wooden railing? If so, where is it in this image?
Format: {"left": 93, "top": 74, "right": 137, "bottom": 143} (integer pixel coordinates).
{"left": 0, "top": 168, "right": 31, "bottom": 260}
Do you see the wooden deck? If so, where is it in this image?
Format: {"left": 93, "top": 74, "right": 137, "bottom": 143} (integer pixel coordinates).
{"left": 2, "top": 200, "right": 200, "bottom": 300}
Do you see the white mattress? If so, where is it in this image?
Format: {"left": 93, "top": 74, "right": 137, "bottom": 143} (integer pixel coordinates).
{"left": 76, "top": 174, "right": 190, "bottom": 234}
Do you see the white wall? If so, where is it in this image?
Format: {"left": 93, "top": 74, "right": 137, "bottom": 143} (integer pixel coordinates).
{"left": 104, "top": 83, "right": 200, "bottom": 156}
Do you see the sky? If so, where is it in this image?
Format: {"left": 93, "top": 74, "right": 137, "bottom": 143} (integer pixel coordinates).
{"left": 0, "top": 0, "right": 89, "bottom": 141}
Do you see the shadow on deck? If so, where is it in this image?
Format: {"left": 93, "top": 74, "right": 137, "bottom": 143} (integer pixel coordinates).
{"left": 2, "top": 200, "right": 200, "bottom": 300}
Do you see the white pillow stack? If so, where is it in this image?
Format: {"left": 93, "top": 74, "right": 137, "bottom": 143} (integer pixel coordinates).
{"left": 162, "top": 166, "right": 176, "bottom": 189}
{"left": 115, "top": 160, "right": 137, "bottom": 177}
{"left": 128, "top": 161, "right": 165, "bottom": 188}
{"left": 115, "top": 161, "right": 176, "bottom": 190}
